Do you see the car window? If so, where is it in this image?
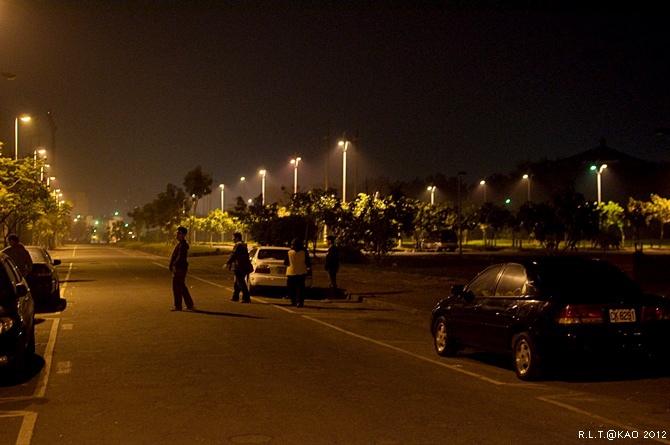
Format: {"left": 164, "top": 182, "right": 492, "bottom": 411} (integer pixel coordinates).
{"left": 249, "top": 248, "right": 258, "bottom": 259}
{"left": 27, "top": 248, "right": 48, "bottom": 263}
{"left": 494, "top": 263, "right": 527, "bottom": 297}
{"left": 258, "top": 249, "right": 288, "bottom": 261}
{"left": 466, "top": 265, "right": 503, "bottom": 298}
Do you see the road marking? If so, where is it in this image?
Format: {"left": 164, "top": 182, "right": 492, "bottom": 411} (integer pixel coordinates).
{"left": 34, "top": 318, "right": 60, "bottom": 398}
{"left": 538, "top": 394, "right": 670, "bottom": 444}
{"left": 56, "top": 361, "right": 72, "bottom": 375}
{"left": 191, "top": 275, "right": 225, "bottom": 288}
{"left": 0, "top": 411, "right": 37, "bottom": 445}
{"left": 301, "top": 315, "right": 508, "bottom": 386}
{"left": 297, "top": 313, "right": 669, "bottom": 443}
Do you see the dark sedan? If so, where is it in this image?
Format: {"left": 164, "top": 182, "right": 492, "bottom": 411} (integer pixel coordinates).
{"left": 0, "top": 252, "right": 35, "bottom": 376}
{"left": 430, "top": 257, "right": 670, "bottom": 380}
{"left": 25, "top": 246, "right": 64, "bottom": 312}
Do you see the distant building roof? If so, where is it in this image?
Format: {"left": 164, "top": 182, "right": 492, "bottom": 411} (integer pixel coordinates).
{"left": 566, "top": 138, "right": 653, "bottom": 168}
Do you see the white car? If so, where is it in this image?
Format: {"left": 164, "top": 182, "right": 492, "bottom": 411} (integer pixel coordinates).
{"left": 246, "top": 246, "right": 312, "bottom": 295}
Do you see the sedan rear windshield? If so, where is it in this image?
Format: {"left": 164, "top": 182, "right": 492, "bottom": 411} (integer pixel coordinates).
{"left": 26, "top": 248, "right": 49, "bottom": 263}
{"left": 533, "top": 260, "right": 642, "bottom": 304}
{"left": 258, "top": 249, "right": 288, "bottom": 261}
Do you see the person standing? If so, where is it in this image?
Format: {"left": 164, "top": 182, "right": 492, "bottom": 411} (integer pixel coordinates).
{"left": 169, "top": 226, "right": 196, "bottom": 311}
{"left": 324, "top": 235, "right": 340, "bottom": 299}
{"left": 226, "top": 232, "right": 252, "bottom": 303}
{"left": 2, "top": 234, "right": 33, "bottom": 278}
{"left": 285, "top": 238, "right": 311, "bottom": 307}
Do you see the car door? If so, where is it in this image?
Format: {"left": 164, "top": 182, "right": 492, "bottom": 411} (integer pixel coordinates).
{"left": 453, "top": 264, "right": 504, "bottom": 347}
{"left": 480, "top": 263, "right": 528, "bottom": 352}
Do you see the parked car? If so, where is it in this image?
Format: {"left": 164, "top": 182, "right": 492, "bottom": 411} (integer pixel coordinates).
{"left": 247, "top": 246, "right": 312, "bottom": 295}
{"left": 430, "top": 257, "right": 670, "bottom": 380}
{"left": 0, "top": 252, "right": 35, "bottom": 376}
{"left": 25, "top": 246, "right": 64, "bottom": 312}
{"left": 421, "top": 229, "right": 457, "bottom": 252}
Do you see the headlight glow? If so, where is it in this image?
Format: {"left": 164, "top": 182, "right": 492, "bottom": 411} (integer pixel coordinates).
{"left": 0, "top": 317, "right": 14, "bottom": 334}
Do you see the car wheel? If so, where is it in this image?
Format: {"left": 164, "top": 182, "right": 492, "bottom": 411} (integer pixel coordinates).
{"left": 246, "top": 277, "right": 257, "bottom": 295}
{"left": 13, "top": 324, "right": 35, "bottom": 376}
{"left": 433, "top": 316, "right": 457, "bottom": 357}
{"left": 512, "top": 332, "right": 541, "bottom": 381}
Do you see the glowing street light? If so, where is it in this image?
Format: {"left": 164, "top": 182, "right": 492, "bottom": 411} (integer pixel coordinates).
{"left": 290, "top": 157, "right": 301, "bottom": 194}
{"left": 590, "top": 164, "right": 608, "bottom": 204}
{"left": 427, "top": 185, "right": 436, "bottom": 205}
{"left": 522, "top": 174, "right": 531, "bottom": 202}
{"left": 240, "top": 176, "right": 246, "bottom": 200}
{"left": 15, "top": 114, "right": 31, "bottom": 160}
{"left": 338, "top": 140, "right": 349, "bottom": 203}
{"left": 219, "top": 184, "right": 225, "bottom": 211}
{"left": 480, "top": 179, "right": 487, "bottom": 203}
{"left": 259, "top": 169, "right": 266, "bottom": 205}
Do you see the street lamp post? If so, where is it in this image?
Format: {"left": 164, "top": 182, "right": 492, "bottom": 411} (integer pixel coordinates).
{"left": 590, "top": 164, "right": 608, "bottom": 204}
{"left": 259, "top": 169, "right": 266, "bottom": 205}
{"left": 15, "top": 114, "right": 31, "bottom": 160}
{"left": 457, "top": 171, "right": 467, "bottom": 255}
{"left": 290, "top": 157, "right": 301, "bottom": 194}
{"left": 427, "top": 186, "right": 436, "bottom": 205}
{"left": 480, "top": 180, "right": 487, "bottom": 203}
{"left": 522, "top": 174, "right": 531, "bottom": 202}
{"left": 338, "top": 140, "right": 349, "bottom": 203}
{"left": 219, "top": 184, "right": 225, "bottom": 211}
{"left": 41, "top": 163, "right": 49, "bottom": 182}
{"left": 240, "top": 177, "right": 246, "bottom": 201}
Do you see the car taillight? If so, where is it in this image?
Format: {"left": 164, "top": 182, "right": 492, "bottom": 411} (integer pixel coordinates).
{"left": 557, "top": 305, "right": 604, "bottom": 324}
{"left": 254, "top": 265, "right": 271, "bottom": 274}
{"left": 641, "top": 305, "right": 670, "bottom": 321}
{"left": 31, "top": 267, "right": 51, "bottom": 278}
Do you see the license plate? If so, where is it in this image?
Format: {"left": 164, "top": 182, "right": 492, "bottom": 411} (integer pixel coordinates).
{"left": 276, "top": 267, "right": 286, "bottom": 275}
{"left": 609, "top": 308, "right": 636, "bottom": 323}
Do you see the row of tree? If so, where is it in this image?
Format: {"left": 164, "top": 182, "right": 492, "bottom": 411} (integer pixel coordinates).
{"left": 0, "top": 157, "right": 72, "bottom": 248}
{"left": 117, "top": 166, "right": 670, "bottom": 262}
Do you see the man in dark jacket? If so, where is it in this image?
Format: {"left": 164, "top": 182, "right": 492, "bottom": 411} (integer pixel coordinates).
{"left": 325, "top": 235, "right": 340, "bottom": 298}
{"left": 226, "top": 232, "right": 251, "bottom": 303}
{"left": 169, "top": 226, "right": 196, "bottom": 311}
{"left": 2, "top": 234, "right": 33, "bottom": 278}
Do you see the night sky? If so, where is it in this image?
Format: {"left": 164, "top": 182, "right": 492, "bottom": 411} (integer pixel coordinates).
{"left": 1, "top": 2, "right": 669, "bottom": 216}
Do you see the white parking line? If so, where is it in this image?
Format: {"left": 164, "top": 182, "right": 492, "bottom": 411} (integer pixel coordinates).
{"left": 1, "top": 260, "right": 74, "bottom": 445}
{"left": 295, "top": 313, "right": 670, "bottom": 444}
{"left": 0, "top": 411, "right": 37, "bottom": 445}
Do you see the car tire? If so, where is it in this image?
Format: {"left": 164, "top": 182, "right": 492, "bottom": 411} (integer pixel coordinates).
{"left": 433, "top": 316, "right": 457, "bottom": 357}
{"left": 512, "top": 332, "right": 541, "bottom": 381}
{"left": 13, "top": 324, "right": 35, "bottom": 376}
{"left": 246, "top": 277, "right": 257, "bottom": 295}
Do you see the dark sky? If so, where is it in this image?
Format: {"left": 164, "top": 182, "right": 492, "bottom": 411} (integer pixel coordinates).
{"left": 1, "top": 2, "right": 669, "bottom": 216}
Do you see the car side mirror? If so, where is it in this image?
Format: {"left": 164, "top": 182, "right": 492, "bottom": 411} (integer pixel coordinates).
{"left": 53, "top": 259, "right": 62, "bottom": 266}
{"left": 15, "top": 283, "right": 28, "bottom": 297}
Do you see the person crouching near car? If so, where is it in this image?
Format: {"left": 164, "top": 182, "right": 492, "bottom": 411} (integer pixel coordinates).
{"left": 285, "top": 238, "right": 311, "bottom": 307}
{"left": 226, "top": 232, "right": 252, "bottom": 303}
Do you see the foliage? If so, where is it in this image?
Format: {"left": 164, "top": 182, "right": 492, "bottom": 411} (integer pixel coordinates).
{"left": 412, "top": 201, "right": 457, "bottom": 247}
{"left": 626, "top": 198, "right": 655, "bottom": 252}
{"left": 0, "top": 157, "right": 69, "bottom": 247}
